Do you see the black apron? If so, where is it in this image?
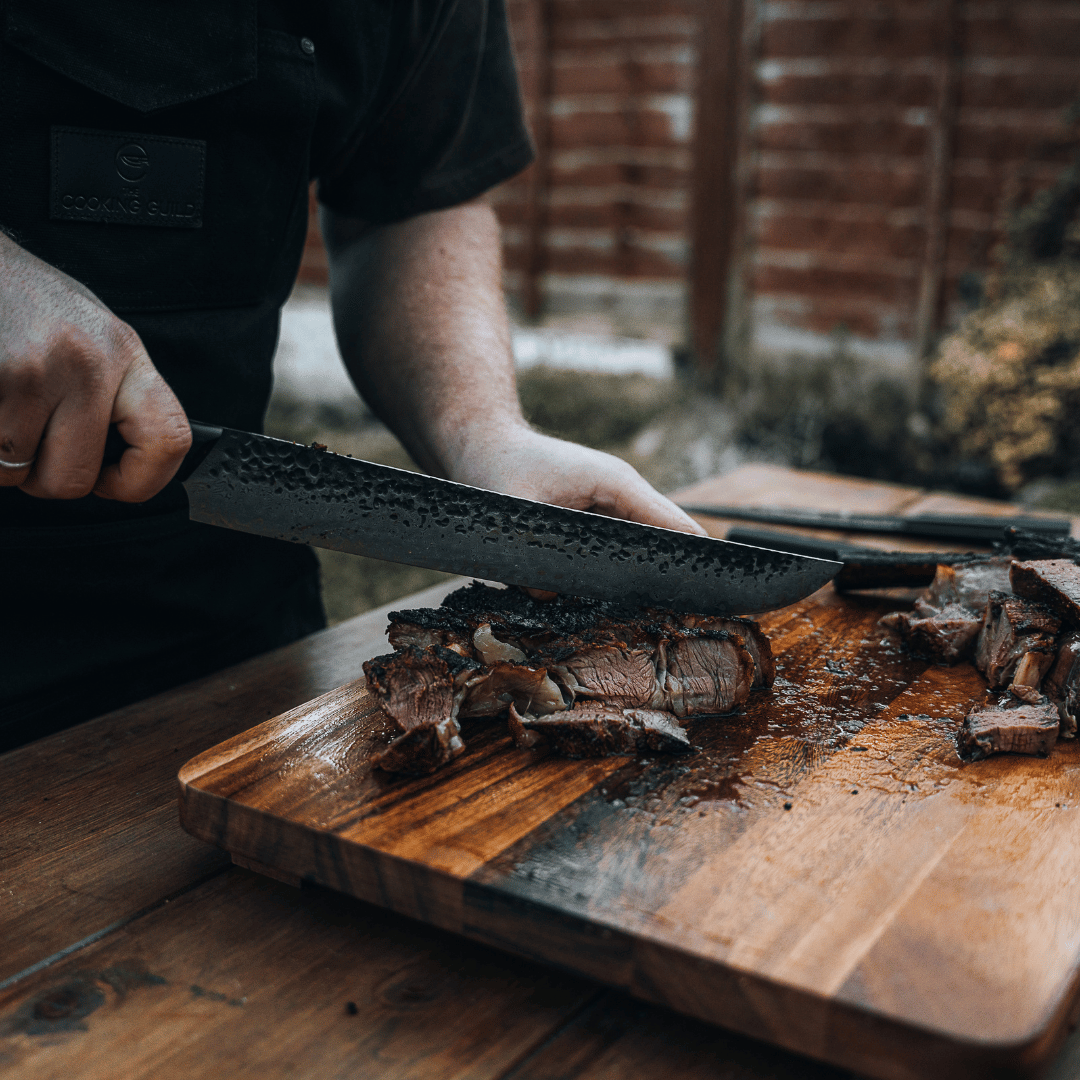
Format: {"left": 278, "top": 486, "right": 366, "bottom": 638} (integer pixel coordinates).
{"left": 0, "top": 0, "right": 327, "bottom": 748}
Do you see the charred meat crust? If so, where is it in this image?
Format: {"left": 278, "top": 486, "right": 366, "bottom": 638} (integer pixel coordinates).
{"left": 1010, "top": 560, "right": 1080, "bottom": 629}
{"left": 958, "top": 695, "right": 1060, "bottom": 760}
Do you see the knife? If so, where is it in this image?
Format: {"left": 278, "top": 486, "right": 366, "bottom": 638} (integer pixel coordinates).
{"left": 677, "top": 503, "right": 1071, "bottom": 543}
{"left": 104, "top": 422, "right": 840, "bottom": 615}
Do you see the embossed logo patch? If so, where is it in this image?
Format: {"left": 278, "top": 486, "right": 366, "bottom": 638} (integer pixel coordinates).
{"left": 51, "top": 127, "right": 205, "bottom": 228}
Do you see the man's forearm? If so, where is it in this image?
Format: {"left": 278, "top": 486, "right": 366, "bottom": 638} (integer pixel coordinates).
{"left": 322, "top": 199, "right": 704, "bottom": 537}
{"left": 323, "top": 201, "right": 524, "bottom": 481}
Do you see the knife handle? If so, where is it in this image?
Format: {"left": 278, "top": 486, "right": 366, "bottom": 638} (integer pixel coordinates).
{"left": 726, "top": 526, "right": 981, "bottom": 590}
{"left": 102, "top": 420, "right": 224, "bottom": 483}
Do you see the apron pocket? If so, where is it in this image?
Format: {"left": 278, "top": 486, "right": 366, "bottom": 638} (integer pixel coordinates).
{"left": 4, "top": 0, "right": 257, "bottom": 113}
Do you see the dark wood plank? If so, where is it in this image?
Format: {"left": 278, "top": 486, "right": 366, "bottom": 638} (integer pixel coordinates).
{"left": 0, "top": 867, "right": 596, "bottom": 1079}
{"left": 502, "top": 990, "right": 851, "bottom": 1080}
{"left": 0, "top": 581, "right": 461, "bottom": 987}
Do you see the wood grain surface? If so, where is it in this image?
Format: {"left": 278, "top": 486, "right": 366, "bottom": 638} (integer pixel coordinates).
{"left": 7, "top": 465, "right": 1080, "bottom": 1080}
{"left": 179, "top": 469, "right": 1080, "bottom": 1080}
{"left": 0, "top": 580, "right": 459, "bottom": 989}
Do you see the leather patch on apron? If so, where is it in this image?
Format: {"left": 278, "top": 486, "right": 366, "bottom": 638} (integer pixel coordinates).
{"left": 51, "top": 127, "right": 205, "bottom": 228}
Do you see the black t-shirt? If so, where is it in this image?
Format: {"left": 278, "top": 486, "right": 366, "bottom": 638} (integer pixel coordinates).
{"left": 0, "top": 0, "right": 532, "bottom": 739}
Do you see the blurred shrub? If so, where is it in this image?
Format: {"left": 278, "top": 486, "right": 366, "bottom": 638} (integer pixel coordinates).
{"left": 930, "top": 155, "right": 1080, "bottom": 492}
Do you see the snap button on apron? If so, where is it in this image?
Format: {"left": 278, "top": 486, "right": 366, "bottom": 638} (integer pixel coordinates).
{"left": 300, "top": 37, "right": 315, "bottom": 55}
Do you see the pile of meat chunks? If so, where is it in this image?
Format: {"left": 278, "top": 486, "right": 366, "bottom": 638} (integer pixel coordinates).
{"left": 363, "top": 582, "right": 775, "bottom": 774}
{"left": 882, "top": 558, "right": 1080, "bottom": 759}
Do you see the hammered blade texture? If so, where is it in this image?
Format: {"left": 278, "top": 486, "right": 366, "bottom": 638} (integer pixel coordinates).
{"left": 183, "top": 429, "right": 839, "bottom": 614}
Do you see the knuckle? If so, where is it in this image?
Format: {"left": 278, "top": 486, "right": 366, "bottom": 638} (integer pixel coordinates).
{"left": 157, "top": 415, "right": 193, "bottom": 459}
{"left": 56, "top": 327, "right": 109, "bottom": 379}
{"left": 0, "top": 348, "right": 49, "bottom": 400}
{"left": 109, "top": 320, "right": 145, "bottom": 361}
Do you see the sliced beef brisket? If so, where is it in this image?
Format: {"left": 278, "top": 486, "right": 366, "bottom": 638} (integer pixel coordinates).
{"left": 958, "top": 695, "right": 1060, "bottom": 760}
{"left": 880, "top": 558, "right": 1014, "bottom": 664}
{"left": 389, "top": 583, "right": 775, "bottom": 688}
{"left": 880, "top": 602, "right": 984, "bottom": 664}
{"left": 925, "top": 558, "right": 1014, "bottom": 611}
{"left": 973, "top": 592, "right": 1061, "bottom": 689}
{"left": 368, "top": 583, "right": 769, "bottom": 772}
{"left": 1010, "top": 560, "right": 1080, "bottom": 628}
{"left": 1044, "top": 631, "right": 1080, "bottom": 738}
{"left": 363, "top": 646, "right": 476, "bottom": 774}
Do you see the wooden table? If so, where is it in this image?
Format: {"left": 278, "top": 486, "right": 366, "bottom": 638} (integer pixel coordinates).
{"left": 4, "top": 464, "right": 1080, "bottom": 1080}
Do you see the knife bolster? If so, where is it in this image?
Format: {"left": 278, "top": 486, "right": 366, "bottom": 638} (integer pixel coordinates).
{"left": 176, "top": 421, "right": 225, "bottom": 483}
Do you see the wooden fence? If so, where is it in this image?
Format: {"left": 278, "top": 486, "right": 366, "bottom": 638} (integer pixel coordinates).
{"left": 298, "top": 1, "right": 1080, "bottom": 371}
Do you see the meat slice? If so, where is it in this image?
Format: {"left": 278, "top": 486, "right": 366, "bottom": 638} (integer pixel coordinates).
{"left": 1010, "top": 559, "right": 1080, "bottom": 629}
{"left": 661, "top": 629, "right": 755, "bottom": 716}
{"left": 546, "top": 637, "right": 665, "bottom": 710}
{"left": 386, "top": 611, "right": 477, "bottom": 656}
{"left": 373, "top": 719, "right": 466, "bottom": 775}
{"left": 363, "top": 646, "right": 475, "bottom": 774}
{"left": 460, "top": 660, "right": 566, "bottom": 717}
{"left": 974, "top": 591, "right": 1060, "bottom": 689}
{"left": 510, "top": 702, "right": 691, "bottom": 757}
{"left": 881, "top": 602, "right": 984, "bottom": 664}
{"left": 958, "top": 695, "right": 1060, "bottom": 760}
{"left": 663, "top": 613, "right": 775, "bottom": 688}
{"left": 879, "top": 557, "right": 1014, "bottom": 664}
{"left": 924, "top": 557, "right": 1014, "bottom": 611}
{"left": 363, "top": 646, "right": 475, "bottom": 730}
{"left": 1044, "top": 631, "right": 1080, "bottom": 738}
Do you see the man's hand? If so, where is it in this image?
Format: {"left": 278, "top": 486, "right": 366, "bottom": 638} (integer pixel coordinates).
{"left": 439, "top": 422, "right": 706, "bottom": 600}
{"left": 445, "top": 422, "right": 706, "bottom": 535}
{"left": 0, "top": 233, "right": 190, "bottom": 501}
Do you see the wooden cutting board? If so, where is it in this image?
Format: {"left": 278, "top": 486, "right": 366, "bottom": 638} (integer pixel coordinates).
{"left": 179, "top": 466, "right": 1080, "bottom": 1080}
